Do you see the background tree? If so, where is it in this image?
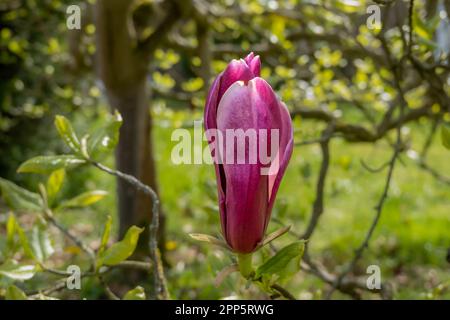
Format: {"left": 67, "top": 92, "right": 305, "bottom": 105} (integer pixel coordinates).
{"left": 94, "top": 0, "right": 180, "bottom": 251}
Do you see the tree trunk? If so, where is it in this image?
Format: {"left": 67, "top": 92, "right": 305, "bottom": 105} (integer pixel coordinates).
{"left": 94, "top": 0, "right": 165, "bottom": 254}
{"left": 106, "top": 82, "right": 163, "bottom": 253}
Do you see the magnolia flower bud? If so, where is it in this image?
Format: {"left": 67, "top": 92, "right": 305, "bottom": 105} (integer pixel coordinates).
{"left": 204, "top": 53, "right": 294, "bottom": 254}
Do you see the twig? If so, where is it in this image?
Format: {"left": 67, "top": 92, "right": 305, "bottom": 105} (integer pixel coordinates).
{"left": 45, "top": 213, "right": 96, "bottom": 260}
{"left": 418, "top": 161, "right": 450, "bottom": 185}
{"left": 270, "top": 284, "right": 296, "bottom": 300}
{"left": 41, "top": 266, "right": 77, "bottom": 277}
{"left": 295, "top": 133, "right": 341, "bottom": 147}
{"left": 407, "top": 0, "right": 415, "bottom": 55}
{"left": 360, "top": 158, "right": 390, "bottom": 173}
{"left": 27, "top": 280, "right": 67, "bottom": 299}
{"left": 301, "top": 123, "right": 334, "bottom": 240}
{"left": 419, "top": 118, "right": 439, "bottom": 160}
{"left": 41, "top": 260, "right": 152, "bottom": 277}
{"left": 291, "top": 104, "right": 433, "bottom": 143}
{"left": 99, "top": 275, "right": 120, "bottom": 300}
{"left": 415, "top": 118, "right": 450, "bottom": 185}
{"left": 90, "top": 161, "right": 169, "bottom": 299}
{"left": 112, "top": 260, "right": 152, "bottom": 271}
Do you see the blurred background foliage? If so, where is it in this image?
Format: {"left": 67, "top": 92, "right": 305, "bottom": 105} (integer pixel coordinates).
{"left": 0, "top": 0, "right": 449, "bottom": 299}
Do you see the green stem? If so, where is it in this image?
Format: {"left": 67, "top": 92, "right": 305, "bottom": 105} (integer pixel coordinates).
{"left": 237, "top": 253, "right": 253, "bottom": 278}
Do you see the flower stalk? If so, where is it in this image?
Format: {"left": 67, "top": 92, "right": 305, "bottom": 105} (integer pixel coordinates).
{"left": 237, "top": 253, "right": 253, "bottom": 279}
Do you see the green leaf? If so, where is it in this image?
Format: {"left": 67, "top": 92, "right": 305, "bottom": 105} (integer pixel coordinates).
{"left": 88, "top": 111, "right": 122, "bottom": 160}
{"left": 257, "top": 226, "right": 291, "bottom": 249}
{"left": 441, "top": 123, "right": 450, "bottom": 150}
{"left": 189, "top": 233, "right": 231, "bottom": 250}
{"left": 30, "top": 224, "right": 54, "bottom": 262}
{"left": 98, "top": 215, "right": 112, "bottom": 257}
{"left": 54, "top": 115, "right": 80, "bottom": 153}
{"left": 255, "top": 241, "right": 305, "bottom": 279}
{"left": 98, "top": 226, "right": 144, "bottom": 267}
{"left": 6, "top": 213, "right": 16, "bottom": 250}
{"left": 0, "top": 178, "right": 42, "bottom": 212}
{"left": 46, "top": 169, "right": 65, "bottom": 205}
{"left": 15, "top": 222, "right": 35, "bottom": 260}
{"left": 57, "top": 190, "right": 107, "bottom": 210}
{"left": 80, "top": 134, "right": 90, "bottom": 159}
{"left": 123, "top": 286, "right": 146, "bottom": 300}
{"left": 413, "top": 9, "right": 434, "bottom": 41}
{"left": 0, "top": 260, "right": 36, "bottom": 281}
{"left": 181, "top": 77, "right": 204, "bottom": 92}
{"left": 5, "top": 285, "right": 27, "bottom": 300}
{"left": 271, "top": 16, "right": 286, "bottom": 42}
{"left": 38, "top": 183, "right": 48, "bottom": 208}
{"left": 17, "top": 155, "right": 86, "bottom": 174}
{"left": 335, "top": 0, "right": 361, "bottom": 13}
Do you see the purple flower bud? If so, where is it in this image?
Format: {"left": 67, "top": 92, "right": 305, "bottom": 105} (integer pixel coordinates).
{"left": 204, "top": 53, "right": 294, "bottom": 253}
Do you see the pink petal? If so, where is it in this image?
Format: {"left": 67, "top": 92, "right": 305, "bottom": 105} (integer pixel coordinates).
{"left": 244, "top": 52, "right": 255, "bottom": 64}
{"left": 268, "top": 101, "right": 293, "bottom": 210}
{"left": 217, "top": 82, "right": 269, "bottom": 252}
{"left": 248, "top": 55, "right": 261, "bottom": 77}
{"left": 248, "top": 78, "right": 294, "bottom": 229}
{"left": 218, "top": 59, "right": 254, "bottom": 101}
{"left": 204, "top": 75, "right": 221, "bottom": 131}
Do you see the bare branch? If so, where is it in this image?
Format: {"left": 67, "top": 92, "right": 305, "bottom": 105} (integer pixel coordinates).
{"left": 418, "top": 161, "right": 450, "bottom": 185}
{"left": 91, "top": 161, "right": 169, "bottom": 300}
{"left": 45, "top": 213, "right": 96, "bottom": 260}
{"left": 99, "top": 275, "right": 120, "bottom": 300}
{"left": 270, "top": 284, "right": 296, "bottom": 300}
{"left": 407, "top": 0, "right": 415, "bottom": 55}
{"left": 137, "top": 0, "right": 181, "bottom": 57}
{"left": 301, "top": 123, "right": 334, "bottom": 240}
